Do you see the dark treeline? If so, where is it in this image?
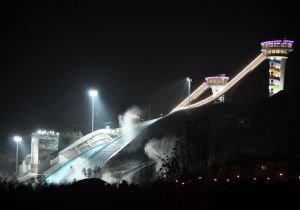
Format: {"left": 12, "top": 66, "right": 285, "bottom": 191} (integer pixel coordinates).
{"left": 0, "top": 178, "right": 299, "bottom": 210}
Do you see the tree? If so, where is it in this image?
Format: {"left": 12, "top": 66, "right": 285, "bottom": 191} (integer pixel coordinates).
{"left": 82, "top": 168, "right": 87, "bottom": 177}
{"left": 92, "top": 166, "right": 102, "bottom": 178}
{"left": 87, "top": 168, "right": 92, "bottom": 178}
{"left": 114, "top": 172, "right": 123, "bottom": 184}
{"left": 160, "top": 116, "right": 215, "bottom": 181}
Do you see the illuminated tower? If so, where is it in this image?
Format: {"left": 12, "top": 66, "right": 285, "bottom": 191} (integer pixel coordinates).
{"left": 261, "top": 40, "right": 294, "bottom": 97}
{"left": 31, "top": 130, "right": 59, "bottom": 174}
{"left": 205, "top": 74, "right": 229, "bottom": 103}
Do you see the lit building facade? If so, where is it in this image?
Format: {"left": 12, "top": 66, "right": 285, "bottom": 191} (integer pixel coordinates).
{"left": 31, "top": 130, "right": 59, "bottom": 174}
{"left": 261, "top": 40, "right": 294, "bottom": 97}
{"left": 205, "top": 74, "right": 229, "bottom": 103}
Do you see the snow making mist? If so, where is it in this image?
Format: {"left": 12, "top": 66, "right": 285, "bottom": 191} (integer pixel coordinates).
{"left": 118, "top": 106, "right": 141, "bottom": 135}
{"left": 101, "top": 171, "right": 117, "bottom": 183}
{"left": 144, "top": 136, "right": 176, "bottom": 172}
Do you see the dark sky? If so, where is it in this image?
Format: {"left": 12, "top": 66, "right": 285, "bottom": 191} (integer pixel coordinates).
{"left": 0, "top": 1, "right": 299, "bottom": 160}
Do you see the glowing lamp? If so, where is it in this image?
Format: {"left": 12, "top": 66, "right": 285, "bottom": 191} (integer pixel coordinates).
{"left": 13, "top": 136, "right": 22, "bottom": 142}
{"left": 89, "top": 90, "right": 98, "bottom": 97}
{"left": 186, "top": 77, "right": 192, "bottom": 82}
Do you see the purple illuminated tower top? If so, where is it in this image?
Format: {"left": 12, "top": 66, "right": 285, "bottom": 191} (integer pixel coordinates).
{"left": 261, "top": 39, "right": 294, "bottom": 58}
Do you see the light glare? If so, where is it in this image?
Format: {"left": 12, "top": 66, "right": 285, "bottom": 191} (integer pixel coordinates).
{"left": 14, "top": 136, "right": 22, "bottom": 142}
{"left": 89, "top": 90, "right": 98, "bottom": 97}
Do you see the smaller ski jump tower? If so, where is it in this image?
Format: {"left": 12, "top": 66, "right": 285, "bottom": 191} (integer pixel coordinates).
{"left": 261, "top": 40, "right": 294, "bottom": 97}
{"left": 205, "top": 74, "right": 229, "bottom": 103}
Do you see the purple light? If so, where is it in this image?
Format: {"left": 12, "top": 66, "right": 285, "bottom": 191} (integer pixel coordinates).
{"left": 262, "top": 40, "right": 282, "bottom": 44}
{"left": 283, "top": 40, "right": 294, "bottom": 43}
{"left": 261, "top": 40, "right": 294, "bottom": 45}
{"left": 205, "top": 76, "right": 229, "bottom": 81}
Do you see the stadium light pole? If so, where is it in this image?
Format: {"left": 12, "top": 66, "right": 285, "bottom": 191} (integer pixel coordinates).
{"left": 13, "top": 136, "right": 22, "bottom": 177}
{"left": 89, "top": 90, "right": 98, "bottom": 132}
{"left": 186, "top": 77, "right": 192, "bottom": 105}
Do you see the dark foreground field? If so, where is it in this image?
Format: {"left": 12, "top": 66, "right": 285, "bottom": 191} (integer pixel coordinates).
{"left": 1, "top": 178, "right": 299, "bottom": 210}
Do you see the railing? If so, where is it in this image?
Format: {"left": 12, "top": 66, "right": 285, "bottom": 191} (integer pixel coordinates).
{"left": 171, "top": 82, "right": 209, "bottom": 112}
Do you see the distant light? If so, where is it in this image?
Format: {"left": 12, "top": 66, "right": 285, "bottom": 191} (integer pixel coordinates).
{"left": 226, "top": 178, "right": 230, "bottom": 182}
{"left": 236, "top": 175, "right": 240, "bottom": 179}
{"left": 175, "top": 179, "right": 179, "bottom": 183}
{"left": 198, "top": 176, "right": 202, "bottom": 180}
{"left": 160, "top": 113, "right": 163, "bottom": 117}
{"left": 213, "top": 178, "right": 218, "bottom": 182}
{"left": 261, "top": 165, "right": 267, "bottom": 170}
{"left": 181, "top": 182, "right": 185, "bottom": 185}
{"left": 253, "top": 177, "right": 257, "bottom": 181}
{"left": 267, "top": 177, "right": 270, "bottom": 181}
{"left": 89, "top": 90, "right": 98, "bottom": 97}
{"left": 279, "top": 172, "right": 283, "bottom": 177}
{"left": 14, "top": 136, "right": 22, "bottom": 142}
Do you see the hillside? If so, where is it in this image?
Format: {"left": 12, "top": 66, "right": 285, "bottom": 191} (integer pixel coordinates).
{"left": 101, "top": 90, "right": 300, "bottom": 183}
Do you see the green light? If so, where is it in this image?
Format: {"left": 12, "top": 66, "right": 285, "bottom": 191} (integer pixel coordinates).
{"left": 269, "top": 85, "right": 282, "bottom": 91}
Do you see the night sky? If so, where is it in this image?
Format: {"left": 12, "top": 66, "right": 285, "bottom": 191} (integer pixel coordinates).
{"left": 0, "top": 1, "right": 299, "bottom": 162}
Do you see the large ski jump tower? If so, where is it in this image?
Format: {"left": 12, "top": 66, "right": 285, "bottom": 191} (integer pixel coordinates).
{"left": 261, "top": 40, "right": 294, "bottom": 97}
